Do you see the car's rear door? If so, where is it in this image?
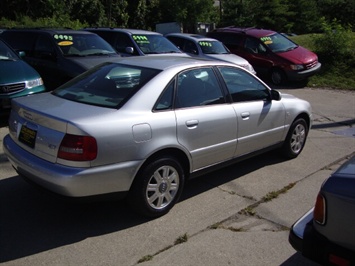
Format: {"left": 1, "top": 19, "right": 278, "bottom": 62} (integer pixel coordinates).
{"left": 174, "top": 67, "right": 237, "bottom": 171}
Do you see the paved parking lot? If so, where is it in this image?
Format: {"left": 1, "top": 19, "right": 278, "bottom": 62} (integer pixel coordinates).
{"left": 0, "top": 87, "right": 354, "bottom": 266}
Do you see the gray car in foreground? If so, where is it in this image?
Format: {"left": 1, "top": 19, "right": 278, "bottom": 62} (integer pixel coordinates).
{"left": 3, "top": 56, "right": 312, "bottom": 217}
{"left": 289, "top": 154, "right": 355, "bottom": 266}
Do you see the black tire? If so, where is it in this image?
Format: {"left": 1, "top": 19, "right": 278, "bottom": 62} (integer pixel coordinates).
{"left": 128, "top": 156, "right": 185, "bottom": 217}
{"left": 270, "top": 68, "right": 287, "bottom": 85}
{"left": 281, "top": 118, "right": 308, "bottom": 158}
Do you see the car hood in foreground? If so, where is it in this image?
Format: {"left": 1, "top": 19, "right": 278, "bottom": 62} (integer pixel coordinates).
{"left": 0, "top": 59, "right": 40, "bottom": 84}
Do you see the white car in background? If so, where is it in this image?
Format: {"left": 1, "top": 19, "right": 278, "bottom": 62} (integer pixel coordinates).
{"left": 166, "top": 33, "right": 256, "bottom": 74}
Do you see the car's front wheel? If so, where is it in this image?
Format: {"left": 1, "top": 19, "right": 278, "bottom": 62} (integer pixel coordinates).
{"left": 270, "top": 68, "right": 287, "bottom": 85}
{"left": 281, "top": 118, "right": 308, "bottom": 158}
{"left": 128, "top": 156, "right": 185, "bottom": 217}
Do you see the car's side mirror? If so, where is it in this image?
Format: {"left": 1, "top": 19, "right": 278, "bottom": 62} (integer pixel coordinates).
{"left": 271, "top": 89, "right": 281, "bottom": 101}
{"left": 18, "top": 51, "right": 26, "bottom": 58}
{"left": 125, "top": 47, "right": 134, "bottom": 54}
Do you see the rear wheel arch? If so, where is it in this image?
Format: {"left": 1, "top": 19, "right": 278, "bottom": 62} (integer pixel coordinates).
{"left": 127, "top": 148, "right": 190, "bottom": 217}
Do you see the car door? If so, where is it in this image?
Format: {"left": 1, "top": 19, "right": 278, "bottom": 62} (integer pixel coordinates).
{"left": 237, "top": 37, "right": 274, "bottom": 76}
{"left": 217, "top": 66, "right": 286, "bottom": 156}
{"left": 174, "top": 67, "right": 237, "bottom": 171}
{"left": 30, "top": 33, "right": 67, "bottom": 90}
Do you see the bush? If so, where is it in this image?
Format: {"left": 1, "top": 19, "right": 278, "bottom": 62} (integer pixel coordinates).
{"left": 0, "top": 15, "right": 87, "bottom": 30}
{"left": 312, "top": 18, "right": 355, "bottom": 66}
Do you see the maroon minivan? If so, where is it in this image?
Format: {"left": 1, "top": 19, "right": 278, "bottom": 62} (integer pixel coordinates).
{"left": 207, "top": 27, "right": 321, "bottom": 85}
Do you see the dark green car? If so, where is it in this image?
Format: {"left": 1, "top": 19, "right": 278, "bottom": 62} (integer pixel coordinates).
{"left": 0, "top": 38, "right": 45, "bottom": 111}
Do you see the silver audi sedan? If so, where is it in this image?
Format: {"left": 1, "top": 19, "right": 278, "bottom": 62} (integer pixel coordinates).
{"left": 3, "top": 56, "right": 312, "bottom": 217}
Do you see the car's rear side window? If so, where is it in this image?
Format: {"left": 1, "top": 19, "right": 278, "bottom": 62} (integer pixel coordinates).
{"left": 1, "top": 32, "right": 37, "bottom": 55}
{"left": 53, "top": 63, "right": 160, "bottom": 108}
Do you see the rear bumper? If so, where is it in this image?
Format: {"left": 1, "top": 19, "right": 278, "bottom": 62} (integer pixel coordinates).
{"left": 289, "top": 208, "right": 355, "bottom": 266}
{"left": 3, "top": 134, "right": 141, "bottom": 197}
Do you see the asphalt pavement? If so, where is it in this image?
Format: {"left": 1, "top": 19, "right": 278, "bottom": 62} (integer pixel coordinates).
{"left": 0, "top": 87, "right": 354, "bottom": 266}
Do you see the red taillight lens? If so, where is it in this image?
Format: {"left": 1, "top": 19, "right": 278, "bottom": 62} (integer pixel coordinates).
{"left": 58, "top": 134, "right": 97, "bottom": 161}
{"left": 314, "top": 193, "right": 326, "bottom": 225}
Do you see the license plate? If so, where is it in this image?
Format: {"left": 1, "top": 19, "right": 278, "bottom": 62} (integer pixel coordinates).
{"left": 19, "top": 125, "right": 37, "bottom": 148}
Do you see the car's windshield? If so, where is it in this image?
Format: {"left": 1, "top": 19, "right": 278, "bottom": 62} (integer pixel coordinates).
{"left": 52, "top": 63, "right": 161, "bottom": 108}
{"left": 260, "top": 33, "right": 298, "bottom": 53}
{"left": 199, "top": 40, "right": 229, "bottom": 54}
{"left": 54, "top": 33, "right": 117, "bottom": 56}
{"left": 0, "top": 39, "right": 19, "bottom": 60}
{"left": 132, "top": 34, "right": 181, "bottom": 54}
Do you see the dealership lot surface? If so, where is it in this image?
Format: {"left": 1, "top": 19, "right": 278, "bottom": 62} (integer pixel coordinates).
{"left": 1, "top": 87, "right": 354, "bottom": 266}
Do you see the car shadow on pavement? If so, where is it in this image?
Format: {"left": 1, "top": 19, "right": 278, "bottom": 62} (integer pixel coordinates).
{"left": 0, "top": 174, "right": 150, "bottom": 262}
{"left": 0, "top": 151, "right": 286, "bottom": 263}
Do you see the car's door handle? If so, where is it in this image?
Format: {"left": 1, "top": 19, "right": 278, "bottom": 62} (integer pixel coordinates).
{"left": 185, "top": 119, "right": 199, "bottom": 128}
{"left": 241, "top": 112, "right": 250, "bottom": 120}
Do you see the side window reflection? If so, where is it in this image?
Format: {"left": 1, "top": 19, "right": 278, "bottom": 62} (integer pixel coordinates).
{"left": 218, "top": 67, "right": 270, "bottom": 102}
{"left": 155, "top": 80, "right": 174, "bottom": 111}
{"left": 176, "top": 68, "right": 225, "bottom": 108}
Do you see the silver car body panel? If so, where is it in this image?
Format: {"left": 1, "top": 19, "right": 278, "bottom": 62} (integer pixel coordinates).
{"left": 3, "top": 56, "right": 312, "bottom": 197}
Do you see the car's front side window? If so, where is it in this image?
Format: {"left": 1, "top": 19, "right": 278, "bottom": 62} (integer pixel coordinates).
{"left": 175, "top": 67, "right": 225, "bottom": 108}
{"left": 218, "top": 67, "right": 270, "bottom": 102}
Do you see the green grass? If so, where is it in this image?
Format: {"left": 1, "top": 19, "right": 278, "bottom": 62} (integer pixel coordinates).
{"left": 290, "top": 34, "right": 355, "bottom": 90}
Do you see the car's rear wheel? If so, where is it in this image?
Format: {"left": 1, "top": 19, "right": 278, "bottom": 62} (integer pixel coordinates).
{"left": 270, "top": 68, "right": 287, "bottom": 85}
{"left": 281, "top": 118, "right": 308, "bottom": 158}
{"left": 128, "top": 156, "right": 185, "bottom": 217}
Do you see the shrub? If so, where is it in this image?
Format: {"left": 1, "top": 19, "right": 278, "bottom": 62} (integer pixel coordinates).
{"left": 312, "top": 18, "right": 355, "bottom": 66}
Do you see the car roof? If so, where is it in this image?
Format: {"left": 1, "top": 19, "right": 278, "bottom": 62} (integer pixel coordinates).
{"left": 107, "top": 55, "right": 234, "bottom": 70}
{"left": 213, "top": 27, "right": 276, "bottom": 38}
{"left": 166, "top": 33, "right": 221, "bottom": 42}
{"left": 3, "top": 27, "right": 96, "bottom": 35}
{"left": 332, "top": 155, "right": 355, "bottom": 178}
{"left": 84, "top": 28, "right": 162, "bottom": 35}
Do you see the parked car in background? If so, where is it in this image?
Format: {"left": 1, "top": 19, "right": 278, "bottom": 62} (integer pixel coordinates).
{"left": 3, "top": 56, "right": 312, "bottom": 217}
{"left": 84, "top": 28, "right": 187, "bottom": 57}
{"left": 0, "top": 38, "right": 45, "bottom": 111}
{"left": 165, "top": 33, "right": 256, "bottom": 74}
{"left": 1, "top": 28, "right": 120, "bottom": 90}
{"left": 207, "top": 27, "right": 321, "bottom": 85}
{"left": 289, "top": 154, "right": 355, "bottom": 266}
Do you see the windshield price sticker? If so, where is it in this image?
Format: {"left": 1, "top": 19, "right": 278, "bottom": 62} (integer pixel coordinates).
{"left": 199, "top": 41, "right": 212, "bottom": 47}
{"left": 19, "top": 125, "right": 37, "bottom": 149}
{"left": 260, "top": 36, "right": 273, "bottom": 45}
{"left": 133, "top": 35, "right": 150, "bottom": 44}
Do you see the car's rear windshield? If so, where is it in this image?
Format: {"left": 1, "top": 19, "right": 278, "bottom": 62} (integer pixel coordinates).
{"left": 52, "top": 63, "right": 161, "bottom": 108}
{"left": 54, "top": 33, "right": 117, "bottom": 56}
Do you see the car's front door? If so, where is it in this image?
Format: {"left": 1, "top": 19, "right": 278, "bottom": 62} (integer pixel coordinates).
{"left": 174, "top": 67, "right": 237, "bottom": 171}
{"left": 217, "top": 66, "right": 286, "bottom": 156}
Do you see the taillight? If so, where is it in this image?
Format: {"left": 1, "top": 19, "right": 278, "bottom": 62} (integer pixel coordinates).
{"left": 314, "top": 193, "right": 326, "bottom": 225}
{"left": 58, "top": 134, "right": 97, "bottom": 161}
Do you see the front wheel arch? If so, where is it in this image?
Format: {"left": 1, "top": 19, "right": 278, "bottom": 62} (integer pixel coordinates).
{"left": 281, "top": 117, "right": 309, "bottom": 158}
{"left": 270, "top": 67, "right": 287, "bottom": 85}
